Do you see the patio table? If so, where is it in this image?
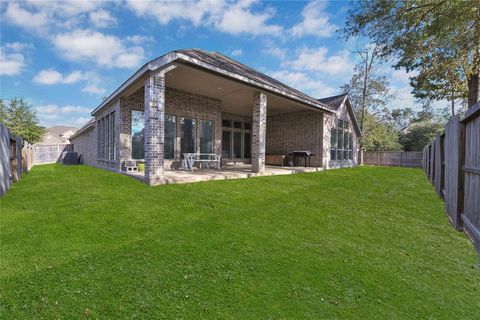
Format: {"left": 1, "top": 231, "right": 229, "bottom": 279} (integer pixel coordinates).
{"left": 183, "top": 153, "right": 221, "bottom": 171}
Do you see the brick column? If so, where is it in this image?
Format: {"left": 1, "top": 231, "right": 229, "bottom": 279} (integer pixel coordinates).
{"left": 252, "top": 91, "right": 267, "bottom": 173}
{"left": 144, "top": 74, "right": 165, "bottom": 185}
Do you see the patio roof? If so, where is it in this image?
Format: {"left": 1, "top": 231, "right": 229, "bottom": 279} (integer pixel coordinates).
{"left": 91, "top": 49, "right": 334, "bottom": 116}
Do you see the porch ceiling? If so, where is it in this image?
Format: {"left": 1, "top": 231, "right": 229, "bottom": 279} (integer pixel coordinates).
{"left": 166, "top": 63, "right": 324, "bottom": 117}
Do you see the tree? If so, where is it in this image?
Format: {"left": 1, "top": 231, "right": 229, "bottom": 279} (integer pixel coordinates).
{"left": 343, "top": 1, "right": 480, "bottom": 108}
{"left": 400, "top": 121, "right": 444, "bottom": 151}
{"left": 410, "top": 49, "right": 468, "bottom": 115}
{"left": 381, "top": 107, "right": 415, "bottom": 129}
{"left": 361, "top": 112, "right": 402, "bottom": 151}
{"left": 0, "top": 98, "right": 45, "bottom": 143}
{"left": 341, "top": 45, "right": 395, "bottom": 159}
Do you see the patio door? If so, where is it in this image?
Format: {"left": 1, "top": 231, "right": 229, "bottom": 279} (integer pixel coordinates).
{"left": 221, "top": 118, "right": 252, "bottom": 161}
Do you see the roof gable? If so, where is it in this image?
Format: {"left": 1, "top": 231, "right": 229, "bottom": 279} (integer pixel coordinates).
{"left": 318, "top": 94, "right": 362, "bottom": 137}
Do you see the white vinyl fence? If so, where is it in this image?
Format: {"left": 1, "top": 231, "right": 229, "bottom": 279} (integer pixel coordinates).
{"left": 33, "top": 144, "right": 73, "bottom": 164}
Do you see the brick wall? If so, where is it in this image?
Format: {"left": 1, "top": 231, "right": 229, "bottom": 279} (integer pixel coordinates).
{"left": 266, "top": 110, "right": 325, "bottom": 167}
{"left": 71, "top": 128, "right": 95, "bottom": 165}
{"left": 118, "top": 86, "right": 222, "bottom": 170}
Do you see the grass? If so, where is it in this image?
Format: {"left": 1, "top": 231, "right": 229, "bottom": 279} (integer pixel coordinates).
{"left": 0, "top": 164, "right": 478, "bottom": 319}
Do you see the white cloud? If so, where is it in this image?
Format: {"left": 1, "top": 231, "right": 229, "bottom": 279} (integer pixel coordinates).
{"left": 61, "top": 105, "right": 92, "bottom": 113}
{"left": 0, "top": 49, "right": 26, "bottom": 76}
{"left": 388, "top": 85, "right": 417, "bottom": 110}
{"left": 287, "top": 47, "right": 353, "bottom": 77}
{"left": 291, "top": 1, "right": 337, "bottom": 38}
{"left": 33, "top": 69, "right": 89, "bottom": 85}
{"left": 126, "top": 0, "right": 282, "bottom": 36}
{"left": 4, "top": 0, "right": 104, "bottom": 33}
{"left": 126, "top": 0, "right": 219, "bottom": 26}
{"left": 32, "top": 68, "right": 106, "bottom": 95}
{"left": 89, "top": 9, "right": 117, "bottom": 28}
{"left": 27, "top": 0, "right": 101, "bottom": 17}
{"left": 212, "top": 0, "right": 282, "bottom": 36}
{"left": 33, "top": 69, "right": 64, "bottom": 84}
{"left": 70, "top": 116, "right": 92, "bottom": 127}
{"left": 126, "top": 35, "right": 155, "bottom": 45}
{"left": 63, "top": 70, "right": 87, "bottom": 84}
{"left": 35, "top": 104, "right": 59, "bottom": 114}
{"left": 5, "top": 42, "right": 34, "bottom": 51}
{"left": 35, "top": 104, "right": 91, "bottom": 115}
{"left": 391, "top": 68, "right": 418, "bottom": 86}
{"left": 269, "top": 70, "right": 337, "bottom": 98}
{"left": 53, "top": 29, "right": 145, "bottom": 68}
{"left": 4, "top": 2, "right": 49, "bottom": 33}
{"left": 231, "top": 49, "right": 243, "bottom": 56}
{"left": 82, "top": 83, "right": 106, "bottom": 95}
{"left": 262, "top": 46, "right": 286, "bottom": 60}
{"left": 35, "top": 103, "right": 93, "bottom": 127}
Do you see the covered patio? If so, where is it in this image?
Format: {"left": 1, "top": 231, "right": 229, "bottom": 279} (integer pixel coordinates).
{"left": 91, "top": 49, "right": 334, "bottom": 185}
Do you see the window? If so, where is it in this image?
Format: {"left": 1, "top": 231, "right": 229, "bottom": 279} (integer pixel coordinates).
{"left": 97, "top": 112, "right": 116, "bottom": 160}
{"left": 131, "top": 110, "right": 145, "bottom": 160}
{"left": 330, "top": 127, "right": 337, "bottom": 160}
{"left": 110, "top": 112, "right": 115, "bottom": 160}
{"left": 97, "top": 120, "right": 101, "bottom": 157}
{"left": 165, "top": 115, "right": 176, "bottom": 159}
{"left": 337, "top": 126, "right": 344, "bottom": 160}
{"left": 330, "top": 119, "right": 354, "bottom": 161}
{"left": 200, "top": 120, "right": 214, "bottom": 155}
{"left": 222, "top": 130, "right": 231, "bottom": 158}
{"left": 234, "top": 121, "right": 242, "bottom": 129}
{"left": 348, "top": 133, "right": 353, "bottom": 160}
{"left": 105, "top": 114, "right": 109, "bottom": 158}
{"left": 222, "top": 119, "right": 232, "bottom": 128}
{"left": 181, "top": 117, "right": 196, "bottom": 155}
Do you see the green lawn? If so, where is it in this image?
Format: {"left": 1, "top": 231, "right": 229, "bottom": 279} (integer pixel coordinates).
{"left": 1, "top": 165, "right": 478, "bottom": 319}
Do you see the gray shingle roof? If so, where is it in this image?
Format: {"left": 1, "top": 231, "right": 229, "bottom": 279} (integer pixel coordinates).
{"left": 317, "top": 93, "right": 348, "bottom": 110}
{"left": 47, "top": 125, "right": 79, "bottom": 137}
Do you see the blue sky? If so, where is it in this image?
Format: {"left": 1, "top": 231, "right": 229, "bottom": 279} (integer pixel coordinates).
{"left": 0, "top": 0, "right": 433, "bottom": 128}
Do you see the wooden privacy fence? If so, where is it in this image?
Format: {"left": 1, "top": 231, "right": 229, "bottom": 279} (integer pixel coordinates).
{"left": 0, "top": 123, "right": 34, "bottom": 196}
{"left": 423, "top": 102, "right": 480, "bottom": 260}
{"left": 364, "top": 151, "right": 423, "bottom": 168}
{"left": 33, "top": 144, "right": 73, "bottom": 164}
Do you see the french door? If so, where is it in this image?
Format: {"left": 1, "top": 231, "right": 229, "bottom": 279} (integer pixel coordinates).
{"left": 222, "top": 119, "right": 251, "bottom": 160}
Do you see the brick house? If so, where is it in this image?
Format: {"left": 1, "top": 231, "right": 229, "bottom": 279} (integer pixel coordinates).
{"left": 70, "top": 49, "right": 361, "bottom": 185}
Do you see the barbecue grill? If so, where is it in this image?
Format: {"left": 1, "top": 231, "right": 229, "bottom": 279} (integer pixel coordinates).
{"left": 289, "top": 151, "right": 315, "bottom": 168}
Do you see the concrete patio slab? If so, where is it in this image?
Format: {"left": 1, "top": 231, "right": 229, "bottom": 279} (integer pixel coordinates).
{"left": 124, "top": 164, "right": 323, "bottom": 185}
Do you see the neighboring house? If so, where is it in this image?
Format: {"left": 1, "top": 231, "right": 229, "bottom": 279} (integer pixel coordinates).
{"left": 71, "top": 49, "right": 361, "bottom": 185}
{"left": 38, "top": 125, "right": 78, "bottom": 145}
